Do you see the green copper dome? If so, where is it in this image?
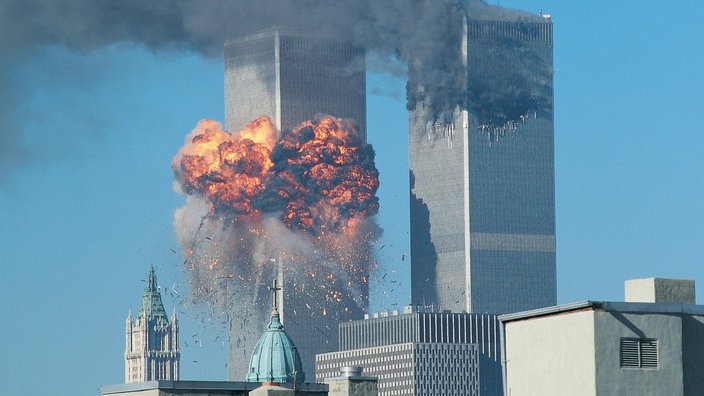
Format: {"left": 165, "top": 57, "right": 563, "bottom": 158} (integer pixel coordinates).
{"left": 246, "top": 281, "right": 305, "bottom": 384}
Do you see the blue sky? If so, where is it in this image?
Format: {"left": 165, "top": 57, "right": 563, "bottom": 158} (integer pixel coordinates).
{"left": 1, "top": 1, "right": 702, "bottom": 395}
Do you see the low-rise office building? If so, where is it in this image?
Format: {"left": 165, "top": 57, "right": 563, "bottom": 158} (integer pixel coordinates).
{"left": 316, "top": 305, "right": 501, "bottom": 395}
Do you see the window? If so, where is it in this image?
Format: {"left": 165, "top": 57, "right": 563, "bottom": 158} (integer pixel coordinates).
{"left": 620, "top": 338, "right": 658, "bottom": 369}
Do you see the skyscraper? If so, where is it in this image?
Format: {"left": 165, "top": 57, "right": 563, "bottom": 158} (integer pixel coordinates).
{"left": 223, "top": 29, "right": 367, "bottom": 380}
{"left": 410, "top": 13, "right": 555, "bottom": 315}
{"left": 125, "top": 267, "right": 179, "bottom": 383}
{"left": 316, "top": 306, "right": 502, "bottom": 396}
{"left": 224, "top": 28, "right": 366, "bottom": 141}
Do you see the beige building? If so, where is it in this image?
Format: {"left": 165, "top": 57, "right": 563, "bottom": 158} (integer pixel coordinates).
{"left": 500, "top": 278, "right": 704, "bottom": 396}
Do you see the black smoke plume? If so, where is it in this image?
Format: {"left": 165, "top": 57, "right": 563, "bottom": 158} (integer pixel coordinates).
{"left": 1, "top": 0, "right": 549, "bottom": 182}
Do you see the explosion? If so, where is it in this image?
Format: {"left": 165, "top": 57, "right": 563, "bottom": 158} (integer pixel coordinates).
{"left": 172, "top": 115, "right": 380, "bottom": 327}
{"left": 173, "top": 118, "right": 276, "bottom": 216}
{"left": 260, "top": 116, "right": 379, "bottom": 235}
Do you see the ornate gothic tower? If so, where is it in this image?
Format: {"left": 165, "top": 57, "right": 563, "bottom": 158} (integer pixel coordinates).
{"left": 125, "top": 266, "right": 180, "bottom": 383}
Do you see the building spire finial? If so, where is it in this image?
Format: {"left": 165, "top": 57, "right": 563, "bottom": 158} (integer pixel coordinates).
{"left": 146, "top": 265, "right": 157, "bottom": 292}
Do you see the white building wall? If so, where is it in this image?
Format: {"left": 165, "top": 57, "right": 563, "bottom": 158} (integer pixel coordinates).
{"left": 504, "top": 310, "right": 596, "bottom": 396}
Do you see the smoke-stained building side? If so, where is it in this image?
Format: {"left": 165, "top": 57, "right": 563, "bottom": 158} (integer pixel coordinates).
{"left": 410, "top": 14, "right": 555, "bottom": 315}
{"left": 223, "top": 29, "right": 368, "bottom": 381}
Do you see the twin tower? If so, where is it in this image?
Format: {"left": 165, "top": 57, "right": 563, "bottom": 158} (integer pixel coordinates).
{"left": 223, "top": 10, "right": 555, "bottom": 381}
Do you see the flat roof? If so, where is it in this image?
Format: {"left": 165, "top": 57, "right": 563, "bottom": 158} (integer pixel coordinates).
{"left": 100, "top": 380, "right": 327, "bottom": 395}
{"left": 498, "top": 300, "right": 704, "bottom": 323}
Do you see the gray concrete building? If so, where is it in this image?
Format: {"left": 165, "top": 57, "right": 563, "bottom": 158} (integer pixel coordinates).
{"left": 409, "top": 12, "right": 556, "bottom": 315}
{"left": 325, "top": 367, "right": 379, "bottom": 396}
{"left": 500, "top": 278, "right": 704, "bottom": 396}
{"left": 223, "top": 29, "right": 367, "bottom": 381}
{"left": 316, "top": 306, "right": 502, "bottom": 395}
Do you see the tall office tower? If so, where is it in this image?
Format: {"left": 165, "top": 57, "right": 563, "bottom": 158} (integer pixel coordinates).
{"left": 125, "top": 267, "right": 179, "bottom": 383}
{"left": 316, "top": 306, "right": 502, "bottom": 396}
{"left": 223, "top": 29, "right": 367, "bottom": 380}
{"left": 410, "top": 12, "right": 555, "bottom": 315}
{"left": 224, "top": 29, "right": 366, "bottom": 141}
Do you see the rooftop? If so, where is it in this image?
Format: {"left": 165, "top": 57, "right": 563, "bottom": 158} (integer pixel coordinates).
{"left": 499, "top": 300, "right": 704, "bottom": 323}
{"left": 100, "top": 380, "right": 327, "bottom": 395}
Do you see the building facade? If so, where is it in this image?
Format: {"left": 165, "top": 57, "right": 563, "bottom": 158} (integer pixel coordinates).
{"left": 409, "top": 13, "right": 556, "bottom": 314}
{"left": 500, "top": 279, "right": 704, "bottom": 396}
{"left": 224, "top": 29, "right": 366, "bottom": 140}
{"left": 224, "top": 29, "right": 368, "bottom": 380}
{"left": 125, "top": 267, "right": 179, "bottom": 383}
{"left": 316, "top": 306, "right": 502, "bottom": 395}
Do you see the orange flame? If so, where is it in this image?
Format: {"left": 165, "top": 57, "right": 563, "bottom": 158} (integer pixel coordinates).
{"left": 263, "top": 116, "right": 379, "bottom": 236}
{"left": 172, "top": 118, "right": 277, "bottom": 216}
{"left": 174, "top": 115, "right": 379, "bottom": 237}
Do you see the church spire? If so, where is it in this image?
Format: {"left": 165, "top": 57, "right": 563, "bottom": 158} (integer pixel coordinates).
{"left": 138, "top": 265, "right": 167, "bottom": 322}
